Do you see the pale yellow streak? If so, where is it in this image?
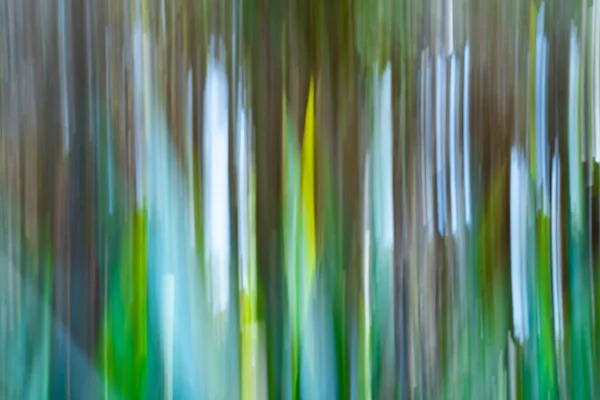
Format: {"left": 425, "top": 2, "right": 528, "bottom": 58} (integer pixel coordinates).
{"left": 302, "top": 79, "right": 316, "bottom": 284}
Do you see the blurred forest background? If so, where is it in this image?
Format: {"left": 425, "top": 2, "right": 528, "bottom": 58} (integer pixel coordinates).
{"left": 0, "top": 0, "right": 598, "bottom": 398}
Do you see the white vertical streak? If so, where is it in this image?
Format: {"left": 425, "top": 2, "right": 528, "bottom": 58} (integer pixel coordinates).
{"left": 436, "top": 54, "right": 447, "bottom": 236}
{"left": 534, "top": 5, "right": 544, "bottom": 211}
{"left": 133, "top": 20, "right": 145, "bottom": 210}
{"left": 161, "top": 274, "right": 175, "bottom": 400}
{"left": 249, "top": 114, "right": 257, "bottom": 294}
{"left": 204, "top": 38, "right": 230, "bottom": 315}
{"left": 535, "top": 4, "right": 546, "bottom": 214}
{"left": 551, "top": 143, "right": 563, "bottom": 341}
{"left": 510, "top": 148, "right": 523, "bottom": 342}
{"left": 568, "top": 26, "right": 581, "bottom": 232}
{"left": 363, "top": 151, "right": 371, "bottom": 400}
{"left": 542, "top": 38, "right": 549, "bottom": 213}
{"left": 463, "top": 43, "right": 472, "bottom": 227}
{"left": 449, "top": 54, "right": 458, "bottom": 235}
{"left": 238, "top": 84, "right": 249, "bottom": 292}
{"left": 378, "top": 63, "right": 394, "bottom": 249}
{"left": 511, "top": 147, "right": 529, "bottom": 342}
{"left": 425, "top": 53, "right": 434, "bottom": 237}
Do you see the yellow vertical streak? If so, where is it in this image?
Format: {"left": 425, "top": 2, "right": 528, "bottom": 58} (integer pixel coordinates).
{"left": 302, "top": 79, "right": 316, "bottom": 284}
